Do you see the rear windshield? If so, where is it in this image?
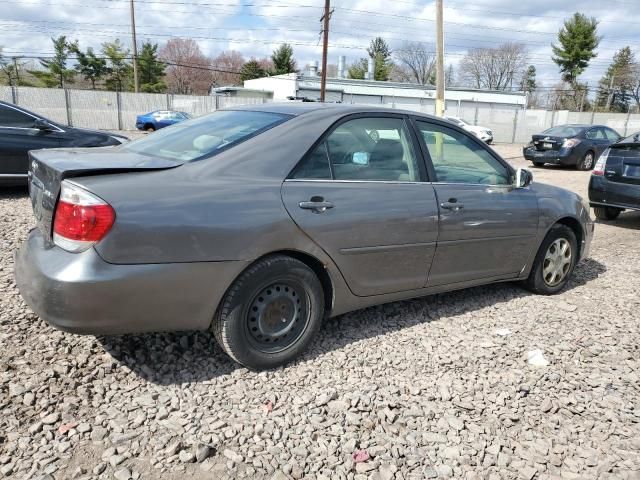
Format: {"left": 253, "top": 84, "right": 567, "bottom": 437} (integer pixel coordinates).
{"left": 124, "top": 110, "right": 289, "bottom": 161}
{"left": 542, "top": 126, "right": 584, "bottom": 137}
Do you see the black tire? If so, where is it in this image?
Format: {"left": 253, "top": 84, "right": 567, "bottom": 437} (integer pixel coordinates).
{"left": 577, "top": 151, "right": 595, "bottom": 171}
{"left": 532, "top": 161, "right": 545, "bottom": 167}
{"left": 524, "top": 224, "right": 578, "bottom": 295}
{"left": 144, "top": 124, "right": 155, "bottom": 132}
{"left": 593, "top": 206, "right": 622, "bottom": 221}
{"left": 212, "top": 255, "right": 324, "bottom": 370}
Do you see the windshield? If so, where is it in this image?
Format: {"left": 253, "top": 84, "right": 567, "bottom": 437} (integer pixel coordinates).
{"left": 542, "top": 126, "right": 583, "bottom": 137}
{"left": 123, "top": 110, "right": 289, "bottom": 161}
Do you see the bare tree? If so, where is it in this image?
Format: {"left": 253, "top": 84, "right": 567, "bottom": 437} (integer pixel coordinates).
{"left": 631, "top": 61, "right": 640, "bottom": 112}
{"left": 459, "top": 42, "right": 528, "bottom": 90}
{"left": 159, "top": 38, "right": 211, "bottom": 94}
{"left": 211, "top": 50, "right": 244, "bottom": 87}
{"left": 393, "top": 42, "right": 436, "bottom": 85}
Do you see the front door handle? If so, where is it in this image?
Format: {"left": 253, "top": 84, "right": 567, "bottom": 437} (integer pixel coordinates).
{"left": 299, "top": 197, "right": 334, "bottom": 213}
{"left": 440, "top": 201, "right": 464, "bottom": 211}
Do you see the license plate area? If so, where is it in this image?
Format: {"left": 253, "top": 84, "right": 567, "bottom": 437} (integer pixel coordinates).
{"left": 543, "top": 142, "right": 553, "bottom": 149}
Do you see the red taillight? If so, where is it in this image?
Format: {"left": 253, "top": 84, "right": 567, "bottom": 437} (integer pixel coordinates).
{"left": 592, "top": 149, "right": 610, "bottom": 176}
{"left": 53, "top": 181, "right": 115, "bottom": 252}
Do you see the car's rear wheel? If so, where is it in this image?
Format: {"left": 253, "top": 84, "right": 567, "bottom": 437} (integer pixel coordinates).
{"left": 593, "top": 206, "right": 622, "bottom": 221}
{"left": 523, "top": 224, "right": 577, "bottom": 295}
{"left": 212, "top": 255, "right": 324, "bottom": 370}
{"left": 578, "top": 151, "right": 595, "bottom": 170}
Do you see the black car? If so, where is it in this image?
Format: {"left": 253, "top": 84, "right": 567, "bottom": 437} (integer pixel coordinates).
{"left": 589, "top": 132, "right": 640, "bottom": 220}
{"left": 0, "top": 101, "right": 128, "bottom": 186}
{"left": 523, "top": 124, "right": 621, "bottom": 170}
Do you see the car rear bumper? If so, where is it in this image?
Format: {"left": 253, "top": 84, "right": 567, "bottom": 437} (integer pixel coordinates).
{"left": 588, "top": 175, "right": 640, "bottom": 211}
{"left": 14, "top": 228, "right": 246, "bottom": 335}
{"left": 523, "top": 147, "right": 576, "bottom": 165}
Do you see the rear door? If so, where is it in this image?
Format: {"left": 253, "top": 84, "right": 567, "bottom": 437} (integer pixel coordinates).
{"left": 0, "top": 104, "right": 62, "bottom": 177}
{"left": 281, "top": 114, "right": 439, "bottom": 297}
{"left": 413, "top": 119, "right": 539, "bottom": 287}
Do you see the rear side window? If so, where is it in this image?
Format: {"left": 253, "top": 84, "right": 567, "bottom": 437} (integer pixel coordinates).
{"left": 603, "top": 128, "right": 621, "bottom": 141}
{"left": 123, "top": 110, "right": 289, "bottom": 161}
{"left": 291, "top": 117, "right": 421, "bottom": 182}
{"left": 0, "top": 104, "right": 35, "bottom": 128}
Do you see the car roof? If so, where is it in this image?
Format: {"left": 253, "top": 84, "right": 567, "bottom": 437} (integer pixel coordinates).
{"left": 224, "top": 102, "right": 444, "bottom": 121}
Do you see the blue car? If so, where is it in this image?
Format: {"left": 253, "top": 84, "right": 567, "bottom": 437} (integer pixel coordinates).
{"left": 135, "top": 110, "right": 191, "bottom": 131}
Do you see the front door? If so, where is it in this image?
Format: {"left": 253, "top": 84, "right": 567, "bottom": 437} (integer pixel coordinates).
{"left": 414, "top": 119, "right": 539, "bottom": 287}
{"left": 0, "top": 104, "right": 62, "bottom": 176}
{"left": 281, "top": 115, "right": 439, "bottom": 297}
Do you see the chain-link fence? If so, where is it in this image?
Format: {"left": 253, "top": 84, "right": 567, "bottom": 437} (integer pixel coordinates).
{"left": 2, "top": 86, "right": 639, "bottom": 142}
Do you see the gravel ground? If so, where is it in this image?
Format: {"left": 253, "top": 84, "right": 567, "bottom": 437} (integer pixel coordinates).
{"left": 1, "top": 144, "right": 639, "bottom": 480}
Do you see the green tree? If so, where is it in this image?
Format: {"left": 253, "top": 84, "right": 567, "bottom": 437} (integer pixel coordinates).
{"left": 367, "top": 37, "right": 393, "bottom": 81}
{"left": 552, "top": 13, "right": 600, "bottom": 85}
{"left": 347, "top": 58, "right": 368, "bottom": 80}
{"left": 31, "top": 36, "right": 78, "bottom": 88}
{"left": 239, "top": 59, "right": 266, "bottom": 82}
{"left": 270, "top": 43, "right": 296, "bottom": 75}
{"left": 596, "top": 47, "right": 635, "bottom": 112}
{"left": 72, "top": 46, "right": 108, "bottom": 89}
{"left": 102, "top": 39, "right": 132, "bottom": 91}
{"left": 137, "top": 42, "right": 166, "bottom": 92}
{"left": 521, "top": 65, "right": 537, "bottom": 92}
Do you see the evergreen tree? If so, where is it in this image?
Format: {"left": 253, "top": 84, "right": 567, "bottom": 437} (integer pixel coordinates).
{"left": 596, "top": 47, "right": 635, "bottom": 112}
{"left": 32, "top": 36, "right": 78, "bottom": 88}
{"left": 102, "top": 39, "right": 132, "bottom": 91}
{"left": 239, "top": 59, "right": 266, "bottom": 82}
{"left": 347, "top": 58, "right": 368, "bottom": 80}
{"left": 367, "top": 37, "right": 393, "bottom": 81}
{"left": 552, "top": 13, "right": 600, "bottom": 85}
{"left": 72, "top": 46, "right": 108, "bottom": 89}
{"left": 137, "top": 42, "right": 166, "bottom": 93}
{"left": 270, "top": 43, "right": 296, "bottom": 75}
{"left": 521, "top": 65, "right": 537, "bottom": 92}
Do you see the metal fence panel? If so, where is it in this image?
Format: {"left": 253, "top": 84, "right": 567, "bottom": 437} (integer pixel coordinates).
{"left": 218, "top": 96, "right": 266, "bottom": 109}
{"left": 476, "top": 106, "right": 516, "bottom": 143}
{"left": 0, "top": 86, "right": 12, "bottom": 103}
{"left": 15, "top": 87, "right": 68, "bottom": 125}
{"left": 172, "top": 94, "right": 217, "bottom": 116}
{"left": 119, "top": 92, "right": 168, "bottom": 130}
{"left": 68, "top": 90, "right": 119, "bottom": 130}
{"left": 626, "top": 114, "right": 640, "bottom": 136}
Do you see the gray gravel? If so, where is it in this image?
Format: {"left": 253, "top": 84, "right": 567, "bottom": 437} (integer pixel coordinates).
{"left": 1, "top": 146, "right": 639, "bottom": 479}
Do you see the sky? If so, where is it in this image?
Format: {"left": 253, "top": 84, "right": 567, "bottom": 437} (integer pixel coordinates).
{"left": 0, "top": 0, "right": 638, "bottom": 90}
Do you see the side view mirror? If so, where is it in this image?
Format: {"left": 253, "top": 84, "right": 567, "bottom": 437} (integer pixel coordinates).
{"left": 34, "top": 118, "right": 54, "bottom": 131}
{"left": 515, "top": 168, "right": 533, "bottom": 188}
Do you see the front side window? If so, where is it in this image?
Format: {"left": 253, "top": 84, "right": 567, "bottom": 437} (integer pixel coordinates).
{"left": 123, "top": 110, "right": 289, "bottom": 161}
{"left": 0, "top": 105, "right": 36, "bottom": 128}
{"left": 291, "top": 117, "right": 421, "bottom": 182}
{"left": 416, "top": 121, "right": 510, "bottom": 185}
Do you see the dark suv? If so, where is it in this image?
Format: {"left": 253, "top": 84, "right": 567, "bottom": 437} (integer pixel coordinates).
{"left": 589, "top": 132, "right": 640, "bottom": 220}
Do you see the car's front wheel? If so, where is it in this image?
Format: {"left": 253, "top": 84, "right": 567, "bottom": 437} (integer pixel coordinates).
{"left": 212, "top": 255, "right": 325, "bottom": 370}
{"left": 524, "top": 224, "right": 578, "bottom": 295}
{"left": 593, "top": 206, "right": 622, "bottom": 221}
{"left": 532, "top": 161, "right": 545, "bottom": 167}
{"left": 578, "top": 151, "right": 595, "bottom": 170}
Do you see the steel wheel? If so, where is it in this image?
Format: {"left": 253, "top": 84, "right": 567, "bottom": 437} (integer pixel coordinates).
{"left": 245, "top": 281, "right": 310, "bottom": 354}
{"left": 542, "top": 238, "right": 572, "bottom": 287}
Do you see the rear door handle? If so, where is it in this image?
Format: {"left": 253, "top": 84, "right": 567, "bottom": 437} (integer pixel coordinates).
{"left": 440, "top": 201, "right": 464, "bottom": 211}
{"left": 299, "top": 198, "right": 334, "bottom": 213}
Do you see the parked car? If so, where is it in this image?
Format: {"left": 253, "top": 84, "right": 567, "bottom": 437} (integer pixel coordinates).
{"left": 523, "top": 124, "right": 621, "bottom": 170}
{"left": 15, "top": 104, "right": 594, "bottom": 370}
{"left": 589, "top": 132, "right": 640, "bottom": 220}
{"left": 0, "top": 101, "right": 128, "bottom": 186}
{"left": 135, "top": 110, "right": 191, "bottom": 131}
{"left": 445, "top": 116, "right": 493, "bottom": 143}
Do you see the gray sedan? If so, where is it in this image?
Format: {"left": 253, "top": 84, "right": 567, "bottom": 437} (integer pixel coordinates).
{"left": 15, "top": 104, "right": 594, "bottom": 370}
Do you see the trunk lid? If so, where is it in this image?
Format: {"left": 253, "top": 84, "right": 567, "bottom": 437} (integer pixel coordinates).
{"left": 604, "top": 144, "right": 640, "bottom": 186}
{"left": 531, "top": 134, "right": 566, "bottom": 152}
{"left": 28, "top": 147, "right": 181, "bottom": 241}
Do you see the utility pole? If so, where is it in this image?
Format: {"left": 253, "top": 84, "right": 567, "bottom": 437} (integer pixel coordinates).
{"left": 319, "top": 0, "right": 331, "bottom": 102}
{"left": 130, "top": 0, "right": 139, "bottom": 93}
{"left": 435, "top": 0, "right": 445, "bottom": 116}
{"left": 579, "top": 83, "right": 587, "bottom": 112}
{"left": 605, "top": 74, "right": 615, "bottom": 112}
